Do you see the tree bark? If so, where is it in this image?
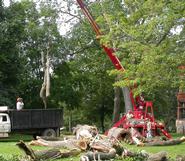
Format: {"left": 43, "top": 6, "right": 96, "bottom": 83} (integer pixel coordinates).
{"left": 113, "top": 87, "right": 121, "bottom": 124}
{"left": 122, "top": 87, "right": 133, "bottom": 113}
{"left": 29, "top": 137, "right": 87, "bottom": 150}
{"left": 40, "top": 49, "right": 51, "bottom": 109}
{"left": 147, "top": 151, "right": 168, "bottom": 161}
{"left": 100, "top": 103, "right": 105, "bottom": 132}
{"left": 90, "top": 139, "right": 113, "bottom": 152}
{"left": 122, "top": 149, "right": 168, "bottom": 161}
{"left": 176, "top": 155, "right": 185, "bottom": 161}
{"left": 68, "top": 110, "right": 72, "bottom": 132}
{"left": 16, "top": 140, "right": 37, "bottom": 160}
{"left": 145, "top": 137, "right": 185, "bottom": 146}
{"left": 107, "top": 127, "right": 131, "bottom": 142}
{"left": 80, "top": 148, "right": 116, "bottom": 161}
{"left": 36, "top": 136, "right": 64, "bottom": 141}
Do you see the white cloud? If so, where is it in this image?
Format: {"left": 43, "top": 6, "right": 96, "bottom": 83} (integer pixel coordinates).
{"left": 3, "top": 0, "right": 10, "bottom": 6}
{"left": 2, "top": 0, "right": 79, "bottom": 36}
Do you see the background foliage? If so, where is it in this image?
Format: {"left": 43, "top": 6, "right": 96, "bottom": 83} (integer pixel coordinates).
{"left": 0, "top": 0, "right": 184, "bottom": 131}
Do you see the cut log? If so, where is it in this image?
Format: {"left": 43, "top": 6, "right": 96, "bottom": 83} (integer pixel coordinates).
{"left": 107, "top": 127, "right": 132, "bottom": 142}
{"left": 147, "top": 151, "right": 168, "bottom": 161}
{"left": 36, "top": 136, "right": 64, "bottom": 141}
{"left": 29, "top": 137, "right": 88, "bottom": 150}
{"left": 34, "top": 148, "right": 81, "bottom": 160}
{"left": 72, "top": 124, "right": 98, "bottom": 139}
{"left": 17, "top": 140, "right": 37, "bottom": 160}
{"left": 144, "top": 137, "right": 185, "bottom": 146}
{"left": 80, "top": 148, "right": 116, "bottom": 161}
{"left": 90, "top": 138, "right": 113, "bottom": 152}
{"left": 122, "top": 149, "right": 168, "bottom": 161}
{"left": 122, "top": 148, "right": 138, "bottom": 158}
{"left": 176, "top": 155, "right": 185, "bottom": 161}
{"left": 17, "top": 140, "right": 81, "bottom": 160}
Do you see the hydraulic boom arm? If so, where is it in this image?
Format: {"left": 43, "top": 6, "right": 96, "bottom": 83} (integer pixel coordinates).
{"left": 77, "top": 0, "right": 124, "bottom": 71}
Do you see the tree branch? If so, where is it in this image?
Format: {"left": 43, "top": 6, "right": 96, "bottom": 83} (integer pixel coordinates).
{"left": 156, "top": 22, "right": 175, "bottom": 46}
{"left": 58, "top": 10, "right": 82, "bottom": 21}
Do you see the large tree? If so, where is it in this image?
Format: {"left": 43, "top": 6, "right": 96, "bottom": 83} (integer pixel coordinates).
{"left": 17, "top": 0, "right": 66, "bottom": 108}
{"left": 0, "top": 1, "right": 26, "bottom": 107}
{"left": 96, "top": 0, "right": 185, "bottom": 94}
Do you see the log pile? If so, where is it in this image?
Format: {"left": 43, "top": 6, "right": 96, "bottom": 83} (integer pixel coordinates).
{"left": 16, "top": 125, "right": 185, "bottom": 161}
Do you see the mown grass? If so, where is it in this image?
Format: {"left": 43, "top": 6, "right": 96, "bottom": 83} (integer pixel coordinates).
{"left": 0, "top": 133, "right": 185, "bottom": 160}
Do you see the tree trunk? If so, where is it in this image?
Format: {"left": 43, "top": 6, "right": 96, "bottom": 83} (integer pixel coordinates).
{"left": 68, "top": 110, "right": 72, "bottom": 132}
{"left": 122, "top": 87, "right": 132, "bottom": 113}
{"left": 112, "top": 87, "right": 121, "bottom": 124}
{"left": 100, "top": 104, "right": 105, "bottom": 132}
{"left": 40, "top": 50, "right": 51, "bottom": 109}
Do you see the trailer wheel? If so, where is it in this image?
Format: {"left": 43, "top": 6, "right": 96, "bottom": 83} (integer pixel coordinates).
{"left": 42, "top": 129, "right": 56, "bottom": 137}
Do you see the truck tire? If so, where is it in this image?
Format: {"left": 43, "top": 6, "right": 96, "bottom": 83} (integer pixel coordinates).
{"left": 42, "top": 129, "right": 56, "bottom": 137}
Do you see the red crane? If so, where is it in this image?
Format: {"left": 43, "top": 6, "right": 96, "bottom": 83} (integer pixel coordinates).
{"left": 76, "top": 0, "right": 171, "bottom": 139}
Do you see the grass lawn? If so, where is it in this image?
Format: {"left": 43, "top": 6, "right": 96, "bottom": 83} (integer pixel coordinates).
{"left": 0, "top": 133, "right": 185, "bottom": 160}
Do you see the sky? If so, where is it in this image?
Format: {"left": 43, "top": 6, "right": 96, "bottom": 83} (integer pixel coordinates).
{"left": 3, "top": 0, "right": 78, "bottom": 35}
{"left": 3, "top": 0, "right": 10, "bottom": 6}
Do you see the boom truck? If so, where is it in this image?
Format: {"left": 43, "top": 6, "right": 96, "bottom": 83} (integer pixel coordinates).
{"left": 76, "top": 0, "right": 171, "bottom": 139}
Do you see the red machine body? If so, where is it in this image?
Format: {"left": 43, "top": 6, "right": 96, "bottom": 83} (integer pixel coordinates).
{"left": 77, "top": 0, "right": 171, "bottom": 139}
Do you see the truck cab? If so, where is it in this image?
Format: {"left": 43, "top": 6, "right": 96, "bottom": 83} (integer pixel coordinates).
{"left": 0, "top": 113, "right": 11, "bottom": 138}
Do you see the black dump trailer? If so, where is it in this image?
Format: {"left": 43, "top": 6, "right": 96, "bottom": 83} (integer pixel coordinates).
{"left": 6, "top": 109, "right": 63, "bottom": 137}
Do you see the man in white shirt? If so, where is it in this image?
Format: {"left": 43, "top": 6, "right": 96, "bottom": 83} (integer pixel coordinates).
{"left": 16, "top": 97, "right": 24, "bottom": 110}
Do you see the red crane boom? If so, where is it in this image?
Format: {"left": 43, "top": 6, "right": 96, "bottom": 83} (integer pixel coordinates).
{"left": 76, "top": 0, "right": 124, "bottom": 71}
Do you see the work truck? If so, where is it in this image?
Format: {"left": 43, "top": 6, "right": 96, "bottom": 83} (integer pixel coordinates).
{"left": 0, "top": 106, "right": 63, "bottom": 138}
